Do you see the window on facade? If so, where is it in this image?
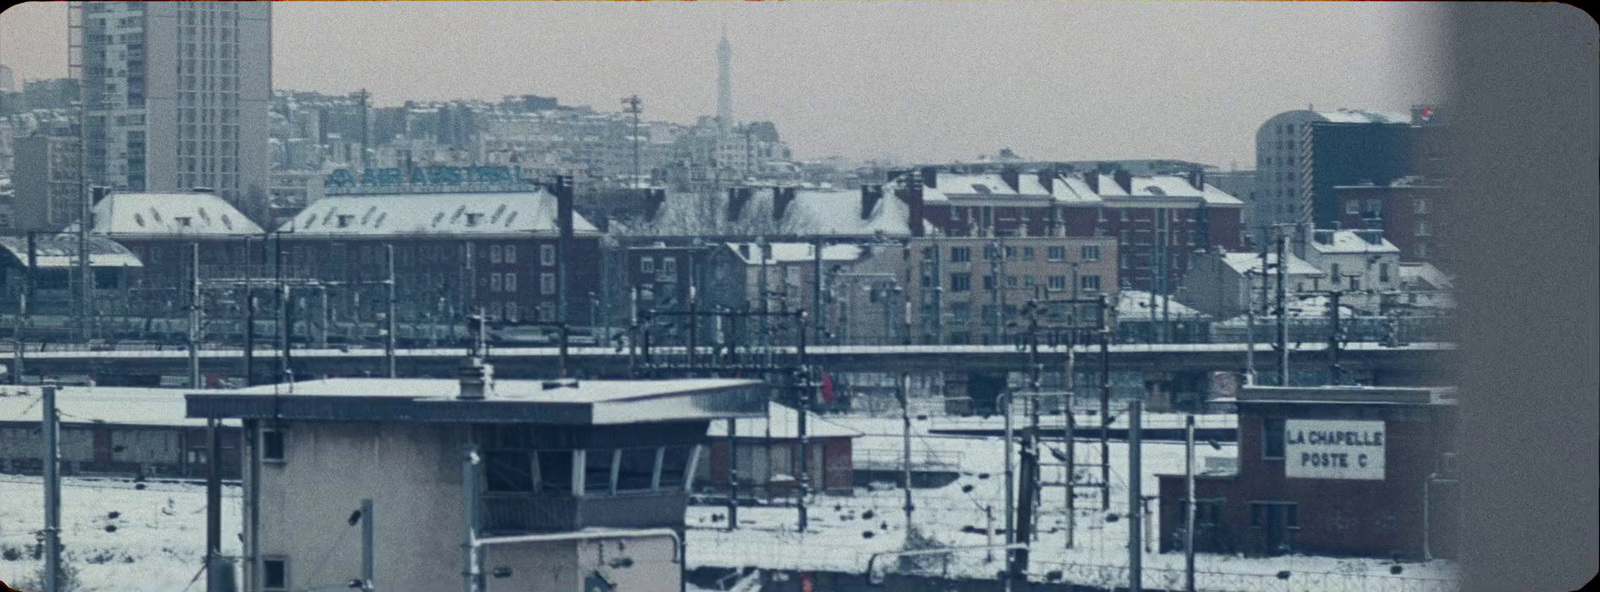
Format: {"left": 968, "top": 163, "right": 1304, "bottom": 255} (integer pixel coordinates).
{"left": 490, "top": 245, "right": 502, "bottom": 264}
{"left": 490, "top": 273, "right": 502, "bottom": 292}
{"left": 539, "top": 304, "right": 555, "bottom": 322}
{"left": 262, "top": 558, "right": 288, "bottom": 592}
{"left": 1049, "top": 276, "right": 1067, "bottom": 291}
{"left": 504, "top": 245, "right": 517, "bottom": 264}
{"left": 1416, "top": 220, "right": 1431, "bottom": 236}
{"left": 1414, "top": 198, "right": 1429, "bottom": 214}
{"left": 1081, "top": 245, "right": 1101, "bottom": 262}
{"left": 541, "top": 273, "right": 556, "bottom": 295}
{"left": 583, "top": 449, "right": 616, "bottom": 495}
{"left": 1379, "top": 264, "right": 1390, "bottom": 283}
{"left": 485, "top": 450, "right": 534, "bottom": 493}
{"left": 504, "top": 273, "right": 517, "bottom": 293}
{"left": 1047, "top": 246, "right": 1067, "bottom": 261}
{"left": 1080, "top": 275, "right": 1101, "bottom": 292}
{"left": 1006, "top": 276, "right": 1019, "bottom": 288}
{"left": 950, "top": 247, "right": 971, "bottom": 263}
{"left": 1346, "top": 200, "right": 1360, "bottom": 215}
{"left": 1022, "top": 247, "right": 1035, "bottom": 261}
{"left": 1263, "top": 418, "right": 1286, "bottom": 459}
{"left": 541, "top": 244, "right": 556, "bottom": 266}
{"left": 641, "top": 257, "right": 655, "bottom": 274}
{"left": 616, "top": 448, "right": 659, "bottom": 492}
{"left": 1023, "top": 276, "right": 1035, "bottom": 287}
{"left": 1349, "top": 277, "right": 1360, "bottom": 291}
{"left": 262, "top": 430, "right": 285, "bottom": 462}
{"left": 537, "top": 450, "right": 575, "bottom": 494}
{"left": 950, "top": 304, "right": 971, "bottom": 322}
{"left": 982, "top": 275, "right": 996, "bottom": 291}
{"left": 949, "top": 273, "right": 970, "bottom": 292}
{"left": 1367, "top": 199, "right": 1382, "bottom": 213}
{"left": 659, "top": 446, "right": 695, "bottom": 490}
{"left": 506, "top": 304, "right": 520, "bottom": 323}
{"left": 662, "top": 257, "right": 677, "bottom": 276}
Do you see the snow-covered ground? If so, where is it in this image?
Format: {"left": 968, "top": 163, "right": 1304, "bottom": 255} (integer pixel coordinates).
{"left": 0, "top": 410, "right": 1457, "bottom": 592}
{"left": 0, "top": 475, "right": 241, "bottom": 592}
{"left": 685, "top": 413, "right": 1459, "bottom": 592}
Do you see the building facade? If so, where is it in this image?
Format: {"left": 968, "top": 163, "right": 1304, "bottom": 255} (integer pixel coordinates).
{"left": 1157, "top": 385, "right": 1459, "bottom": 560}
{"left": 187, "top": 375, "right": 766, "bottom": 592}
{"left": 1334, "top": 178, "right": 1449, "bottom": 268}
{"left": 73, "top": 1, "right": 271, "bottom": 213}
{"left": 10, "top": 134, "right": 85, "bottom": 231}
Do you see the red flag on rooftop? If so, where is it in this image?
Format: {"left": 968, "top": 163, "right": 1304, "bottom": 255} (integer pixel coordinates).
{"left": 820, "top": 372, "right": 835, "bottom": 404}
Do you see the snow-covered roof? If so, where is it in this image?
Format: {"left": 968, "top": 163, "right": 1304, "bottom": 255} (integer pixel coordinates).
{"left": 88, "top": 192, "right": 264, "bottom": 237}
{"left": 638, "top": 187, "right": 917, "bottom": 237}
{"left": 1116, "top": 290, "right": 1209, "bottom": 320}
{"left": 723, "top": 242, "right": 866, "bottom": 266}
{"left": 1308, "top": 230, "right": 1400, "bottom": 255}
{"left": 1221, "top": 252, "right": 1324, "bottom": 277}
{"left": 0, "top": 234, "right": 143, "bottom": 268}
{"left": 1399, "top": 262, "right": 1452, "bottom": 290}
{"left": 707, "top": 401, "right": 862, "bottom": 439}
{"left": 283, "top": 190, "right": 599, "bottom": 238}
{"left": 190, "top": 377, "right": 766, "bottom": 425}
{"left": 0, "top": 386, "right": 234, "bottom": 427}
{"left": 1312, "top": 110, "right": 1412, "bottom": 124}
{"left": 911, "top": 172, "right": 1243, "bottom": 207}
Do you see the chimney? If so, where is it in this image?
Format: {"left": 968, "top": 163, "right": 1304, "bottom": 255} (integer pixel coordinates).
{"left": 1083, "top": 171, "right": 1100, "bottom": 193}
{"left": 1037, "top": 170, "right": 1054, "bottom": 194}
{"left": 900, "top": 177, "right": 926, "bottom": 237}
{"left": 1359, "top": 229, "right": 1383, "bottom": 246}
{"left": 920, "top": 167, "right": 938, "bottom": 189}
{"left": 860, "top": 184, "right": 883, "bottom": 220}
{"left": 1112, "top": 169, "right": 1133, "bottom": 194}
{"left": 1187, "top": 169, "right": 1206, "bottom": 191}
{"left": 727, "top": 187, "right": 750, "bottom": 222}
{"left": 645, "top": 188, "right": 666, "bottom": 220}
{"left": 552, "top": 176, "right": 574, "bottom": 240}
{"left": 458, "top": 355, "right": 495, "bottom": 400}
{"left": 773, "top": 187, "right": 796, "bottom": 222}
{"left": 1314, "top": 229, "right": 1335, "bottom": 246}
{"left": 1000, "top": 168, "right": 1020, "bottom": 192}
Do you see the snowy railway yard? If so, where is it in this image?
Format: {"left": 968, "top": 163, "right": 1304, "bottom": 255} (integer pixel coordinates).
{"left": 0, "top": 412, "right": 1457, "bottom": 592}
{"left": 683, "top": 413, "right": 1460, "bottom": 592}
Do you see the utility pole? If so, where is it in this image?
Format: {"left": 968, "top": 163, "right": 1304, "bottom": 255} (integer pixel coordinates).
{"left": 796, "top": 310, "right": 811, "bottom": 533}
{"left": 205, "top": 416, "right": 222, "bottom": 592}
{"left": 1276, "top": 233, "right": 1290, "bottom": 386}
{"left": 13, "top": 232, "right": 35, "bottom": 385}
{"left": 622, "top": 95, "right": 642, "bottom": 194}
{"left": 1015, "top": 311, "right": 1041, "bottom": 575}
{"left": 356, "top": 89, "right": 371, "bottom": 175}
{"left": 1064, "top": 321, "right": 1076, "bottom": 549}
{"left": 1001, "top": 389, "right": 1016, "bottom": 587}
{"left": 190, "top": 243, "right": 202, "bottom": 389}
{"left": 812, "top": 238, "right": 824, "bottom": 344}
{"left": 361, "top": 499, "right": 375, "bottom": 592}
{"left": 1184, "top": 414, "right": 1197, "bottom": 592}
{"left": 461, "top": 442, "right": 482, "bottom": 592}
{"left": 900, "top": 372, "right": 914, "bottom": 530}
{"left": 1244, "top": 270, "right": 1256, "bottom": 385}
{"left": 726, "top": 416, "right": 739, "bottom": 531}
{"left": 1127, "top": 399, "right": 1143, "bottom": 592}
{"left": 1327, "top": 279, "right": 1349, "bottom": 385}
{"left": 43, "top": 384, "right": 61, "bottom": 592}
{"left": 244, "top": 237, "right": 256, "bottom": 387}
{"left": 1098, "top": 293, "right": 1111, "bottom": 511}
{"left": 555, "top": 175, "right": 572, "bottom": 378}
{"left": 78, "top": 186, "right": 102, "bottom": 342}
{"left": 385, "top": 244, "right": 397, "bottom": 378}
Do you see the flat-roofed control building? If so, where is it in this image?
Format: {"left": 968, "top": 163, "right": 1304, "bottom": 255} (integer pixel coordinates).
{"left": 187, "top": 373, "right": 764, "bottom": 592}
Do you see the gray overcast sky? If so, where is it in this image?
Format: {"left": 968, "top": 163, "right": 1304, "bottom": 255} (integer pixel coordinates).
{"left": 1, "top": 1, "right": 1447, "bottom": 167}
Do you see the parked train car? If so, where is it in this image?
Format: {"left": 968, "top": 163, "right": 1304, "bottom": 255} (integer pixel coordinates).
{"left": 0, "top": 385, "right": 241, "bottom": 480}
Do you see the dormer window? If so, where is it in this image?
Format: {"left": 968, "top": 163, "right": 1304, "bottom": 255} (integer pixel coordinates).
{"left": 465, "top": 213, "right": 483, "bottom": 227}
{"left": 176, "top": 216, "right": 193, "bottom": 227}
{"left": 336, "top": 215, "right": 354, "bottom": 228}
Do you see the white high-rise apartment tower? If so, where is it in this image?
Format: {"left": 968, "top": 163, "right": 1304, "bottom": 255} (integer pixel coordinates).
{"left": 71, "top": 2, "right": 270, "bottom": 213}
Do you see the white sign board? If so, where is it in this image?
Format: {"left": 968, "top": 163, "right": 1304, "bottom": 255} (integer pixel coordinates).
{"left": 1284, "top": 419, "right": 1386, "bottom": 480}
